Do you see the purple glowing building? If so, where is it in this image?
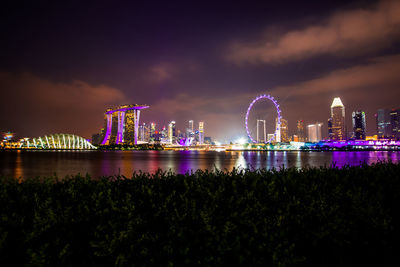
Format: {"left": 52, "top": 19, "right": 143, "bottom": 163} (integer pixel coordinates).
{"left": 101, "top": 104, "right": 149, "bottom": 145}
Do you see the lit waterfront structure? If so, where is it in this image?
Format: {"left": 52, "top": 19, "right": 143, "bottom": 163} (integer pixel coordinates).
{"left": 296, "top": 120, "right": 306, "bottom": 142}
{"left": 390, "top": 109, "right": 400, "bottom": 139}
{"left": 257, "top": 119, "right": 266, "bottom": 143}
{"left": 308, "top": 123, "right": 323, "bottom": 142}
{"left": 199, "top": 121, "right": 204, "bottom": 144}
{"left": 376, "top": 109, "right": 391, "bottom": 139}
{"left": 20, "top": 134, "right": 96, "bottom": 149}
{"left": 315, "top": 140, "right": 400, "bottom": 150}
{"left": 101, "top": 104, "right": 149, "bottom": 145}
{"left": 280, "top": 118, "right": 289, "bottom": 142}
{"left": 330, "top": 97, "right": 345, "bottom": 140}
{"left": 168, "top": 121, "right": 176, "bottom": 144}
{"left": 352, "top": 111, "right": 366, "bottom": 140}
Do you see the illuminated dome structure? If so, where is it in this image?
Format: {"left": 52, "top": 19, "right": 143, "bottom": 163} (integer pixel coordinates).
{"left": 21, "top": 134, "right": 97, "bottom": 149}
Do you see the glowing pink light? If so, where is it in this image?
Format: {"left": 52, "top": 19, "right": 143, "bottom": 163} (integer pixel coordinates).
{"left": 245, "top": 94, "right": 281, "bottom": 144}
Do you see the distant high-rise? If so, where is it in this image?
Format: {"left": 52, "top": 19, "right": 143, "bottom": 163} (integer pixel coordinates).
{"left": 189, "top": 120, "right": 194, "bottom": 132}
{"left": 199, "top": 121, "right": 204, "bottom": 144}
{"left": 376, "top": 109, "right": 391, "bottom": 139}
{"left": 296, "top": 120, "right": 306, "bottom": 142}
{"left": 307, "top": 123, "right": 323, "bottom": 142}
{"left": 330, "top": 97, "right": 345, "bottom": 140}
{"left": 276, "top": 118, "right": 282, "bottom": 142}
{"left": 139, "top": 123, "right": 146, "bottom": 142}
{"left": 187, "top": 120, "right": 195, "bottom": 139}
{"left": 150, "top": 122, "right": 156, "bottom": 141}
{"left": 168, "top": 121, "right": 176, "bottom": 144}
{"left": 280, "top": 118, "right": 289, "bottom": 143}
{"left": 327, "top": 118, "right": 333, "bottom": 140}
{"left": 352, "top": 111, "right": 366, "bottom": 140}
{"left": 257, "top": 119, "right": 266, "bottom": 143}
{"left": 390, "top": 109, "right": 400, "bottom": 139}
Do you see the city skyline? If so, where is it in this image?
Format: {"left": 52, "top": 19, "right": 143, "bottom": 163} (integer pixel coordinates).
{"left": 1, "top": 0, "right": 400, "bottom": 142}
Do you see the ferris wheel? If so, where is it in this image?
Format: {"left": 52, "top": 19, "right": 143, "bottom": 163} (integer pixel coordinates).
{"left": 245, "top": 94, "right": 282, "bottom": 143}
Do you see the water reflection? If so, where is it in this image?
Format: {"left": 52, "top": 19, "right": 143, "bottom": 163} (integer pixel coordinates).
{"left": 1, "top": 150, "right": 400, "bottom": 179}
{"left": 14, "top": 150, "right": 23, "bottom": 179}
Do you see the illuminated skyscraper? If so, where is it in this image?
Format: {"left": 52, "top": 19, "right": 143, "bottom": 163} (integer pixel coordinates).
{"left": 189, "top": 120, "right": 194, "bottom": 132}
{"left": 376, "top": 109, "right": 391, "bottom": 139}
{"left": 327, "top": 118, "right": 333, "bottom": 140}
{"left": 199, "top": 121, "right": 204, "bottom": 144}
{"left": 275, "top": 118, "right": 281, "bottom": 142}
{"left": 168, "top": 121, "right": 176, "bottom": 144}
{"left": 150, "top": 122, "right": 156, "bottom": 142}
{"left": 390, "top": 109, "right": 400, "bottom": 139}
{"left": 296, "top": 120, "right": 306, "bottom": 142}
{"left": 352, "top": 111, "right": 366, "bottom": 140}
{"left": 307, "top": 123, "right": 323, "bottom": 142}
{"left": 139, "top": 123, "right": 146, "bottom": 142}
{"left": 330, "top": 97, "right": 346, "bottom": 140}
{"left": 280, "top": 118, "right": 289, "bottom": 142}
{"left": 187, "top": 120, "right": 195, "bottom": 138}
{"left": 257, "top": 120, "right": 266, "bottom": 143}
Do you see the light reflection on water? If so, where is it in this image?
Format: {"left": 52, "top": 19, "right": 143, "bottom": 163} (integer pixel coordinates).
{"left": 1, "top": 150, "right": 400, "bottom": 179}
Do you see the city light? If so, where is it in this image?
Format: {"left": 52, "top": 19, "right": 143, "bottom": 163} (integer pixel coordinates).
{"left": 245, "top": 94, "right": 281, "bottom": 144}
{"left": 236, "top": 137, "right": 247, "bottom": 145}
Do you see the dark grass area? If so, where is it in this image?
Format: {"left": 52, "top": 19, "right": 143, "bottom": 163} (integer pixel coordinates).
{"left": 1, "top": 163, "right": 400, "bottom": 266}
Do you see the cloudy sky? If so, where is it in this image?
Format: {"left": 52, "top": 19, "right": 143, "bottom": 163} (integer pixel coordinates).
{"left": 1, "top": 0, "right": 399, "bottom": 142}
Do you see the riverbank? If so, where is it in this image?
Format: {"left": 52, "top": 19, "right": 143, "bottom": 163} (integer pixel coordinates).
{"left": 1, "top": 162, "right": 399, "bottom": 266}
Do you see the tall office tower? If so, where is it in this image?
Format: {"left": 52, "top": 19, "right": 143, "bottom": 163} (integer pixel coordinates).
{"left": 275, "top": 117, "right": 281, "bottom": 142}
{"left": 327, "top": 118, "right": 333, "bottom": 140}
{"left": 161, "top": 126, "right": 167, "bottom": 139}
{"left": 352, "top": 111, "right": 366, "bottom": 140}
{"left": 256, "top": 120, "right": 266, "bottom": 143}
{"left": 330, "top": 97, "right": 346, "bottom": 140}
{"left": 189, "top": 120, "right": 194, "bottom": 132}
{"left": 199, "top": 121, "right": 204, "bottom": 144}
{"left": 390, "top": 109, "right": 400, "bottom": 139}
{"left": 139, "top": 123, "right": 146, "bottom": 142}
{"left": 144, "top": 124, "right": 150, "bottom": 142}
{"left": 296, "top": 120, "right": 306, "bottom": 142}
{"left": 307, "top": 123, "right": 323, "bottom": 142}
{"left": 150, "top": 123, "right": 156, "bottom": 140}
{"left": 280, "top": 118, "right": 289, "bottom": 142}
{"left": 187, "top": 120, "right": 195, "bottom": 138}
{"left": 168, "top": 121, "right": 176, "bottom": 144}
{"left": 376, "top": 109, "right": 391, "bottom": 139}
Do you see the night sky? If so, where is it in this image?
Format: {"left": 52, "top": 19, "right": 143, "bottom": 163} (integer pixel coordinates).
{"left": 1, "top": 0, "right": 399, "bottom": 142}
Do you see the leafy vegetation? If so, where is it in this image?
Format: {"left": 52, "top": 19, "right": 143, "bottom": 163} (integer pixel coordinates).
{"left": 1, "top": 162, "right": 400, "bottom": 266}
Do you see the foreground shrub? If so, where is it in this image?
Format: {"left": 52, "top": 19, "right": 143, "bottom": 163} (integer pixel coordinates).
{"left": 1, "top": 162, "right": 400, "bottom": 266}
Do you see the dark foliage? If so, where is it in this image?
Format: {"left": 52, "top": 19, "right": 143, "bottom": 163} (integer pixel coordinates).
{"left": 1, "top": 163, "right": 400, "bottom": 266}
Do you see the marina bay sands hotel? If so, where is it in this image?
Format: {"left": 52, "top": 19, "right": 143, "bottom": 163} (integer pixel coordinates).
{"left": 101, "top": 104, "right": 149, "bottom": 145}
